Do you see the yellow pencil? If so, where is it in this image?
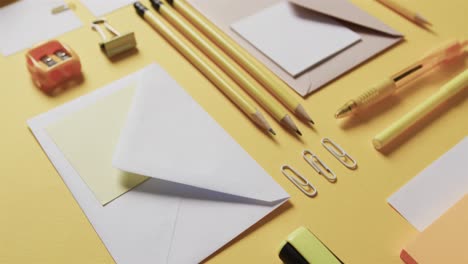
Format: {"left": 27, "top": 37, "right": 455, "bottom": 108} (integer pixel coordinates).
{"left": 150, "top": 0, "right": 302, "bottom": 135}
{"left": 133, "top": 2, "right": 275, "bottom": 135}
{"left": 165, "top": 0, "right": 314, "bottom": 124}
{"left": 376, "top": 0, "right": 431, "bottom": 27}
{"left": 373, "top": 69, "right": 468, "bottom": 150}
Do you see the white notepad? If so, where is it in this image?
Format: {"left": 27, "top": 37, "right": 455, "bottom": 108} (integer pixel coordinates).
{"left": 0, "top": 0, "right": 82, "bottom": 56}
{"left": 231, "top": 1, "right": 361, "bottom": 77}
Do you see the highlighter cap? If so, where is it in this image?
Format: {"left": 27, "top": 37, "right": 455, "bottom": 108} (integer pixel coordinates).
{"left": 279, "top": 227, "right": 343, "bottom": 264}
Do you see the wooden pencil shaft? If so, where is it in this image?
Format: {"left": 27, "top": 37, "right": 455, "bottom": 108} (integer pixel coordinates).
{"left": 134, "top": 3, "right": 272, "bottom": 132}
{"left": 168, "top": 0, "right": 301, "bottom": 113}
{"left": 156, "top": 2, "right": 287, "bottom": 122}
{"left": 377, "top": 0, "right": 428, "bottom": 25}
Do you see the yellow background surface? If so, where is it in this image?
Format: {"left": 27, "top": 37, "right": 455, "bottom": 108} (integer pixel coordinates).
{"left": 1, "top": 1, "right": 467, "bottom": 263}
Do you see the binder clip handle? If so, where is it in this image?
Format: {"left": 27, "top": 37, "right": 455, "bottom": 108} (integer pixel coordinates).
{"left": 91, "top": 18, "right": 137, "bottom": 58}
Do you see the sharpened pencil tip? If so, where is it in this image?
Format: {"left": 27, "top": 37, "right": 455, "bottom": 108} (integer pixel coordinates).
{"left": 269, "top": 128, "right": 276, "bottom": 136}
{"left": 309, "top": 119, "right": 315, "bottom": 125}
{"left": 296, "top": 129, "right": 302, "bottom": 136}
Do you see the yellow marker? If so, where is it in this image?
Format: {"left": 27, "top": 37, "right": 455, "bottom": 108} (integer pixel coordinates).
{"left": 376, "top": 0, "right": 431, "bottom": 27}
{"left": 133, "top": 2, "right": 275, "bottom": 135}
{"left": 150, "top": 0, "right": 301, "bottom": 135}
{"left": 373, "top": 69, "right": 468, "bottom": 150}
{"left": 165, "top": 0, "right": 314, "bottom": 124}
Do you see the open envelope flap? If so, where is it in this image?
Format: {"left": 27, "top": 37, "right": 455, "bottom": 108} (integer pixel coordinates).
{"left": 289, "top": 0, "right": 402, "bottom": 36}
{"left": 113, "top": 64, "right": 289, "bottom": 203}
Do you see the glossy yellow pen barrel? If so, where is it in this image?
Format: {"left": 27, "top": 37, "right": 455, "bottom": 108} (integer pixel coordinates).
{"left": 156, "top": 2, "right": 287, "bottom": 123}
{"left": 133, "top": 3, "right": 273, "bottom": 133}
{"left": 168, "top": 0, "right": 310, "bottom": 121}
{"left": 373, "top": 69, "right": 468, "bottom": 150}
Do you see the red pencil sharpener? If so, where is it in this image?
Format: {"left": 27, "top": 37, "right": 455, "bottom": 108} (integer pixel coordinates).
{"left": 26, "top": 40, "right": 82, "bottom": 95}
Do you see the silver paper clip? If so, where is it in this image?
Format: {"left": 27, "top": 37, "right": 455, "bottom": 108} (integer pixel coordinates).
{"left": 281, "top": 165, "right": 317, "bottom": 197}
{"left": 302, "top": 150, "right": 336, "bottom": 183}
{"left": 321, "top": 138, "right": 357, "bottom": 170}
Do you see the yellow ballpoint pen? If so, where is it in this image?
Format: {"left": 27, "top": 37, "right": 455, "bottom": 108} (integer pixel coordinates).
{"left": 133, "top": 2, "right": 275, "bottom": 135}
{"left": 336, "top": 40, "right": 468, "bottom": 119}
{"left": 373, "top": 68, "right": 468, "bottom": 150}
{"left": 150, "top": 0, "right": 301, "bottom": 135}
{"left": 164, "top": 0, "right": 314, "bottom": 124}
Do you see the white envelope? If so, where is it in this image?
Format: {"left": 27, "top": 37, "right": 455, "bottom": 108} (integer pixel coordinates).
{"left": 231, "top": 1, "right": 361, "bottom": 77}
{"left": 28, "top": 64, "right": 289, "bottom": 264}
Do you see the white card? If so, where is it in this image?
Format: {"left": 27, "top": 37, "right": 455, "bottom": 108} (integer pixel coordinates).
{"left": 79, "top": 0, "right": 134, "bottom": 17}
{"left": 231, "top": 1, "right": 361, "bottom": 77}
{"left": 388, "top": 137, "right": 468, "bottom": 231}
{"left": 0, "top": 0, "right": 82, "bottom": 56}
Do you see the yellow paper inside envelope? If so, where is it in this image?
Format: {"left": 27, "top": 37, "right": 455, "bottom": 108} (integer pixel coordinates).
{"left": 46, "top": 85, "right": 148, "bottom": 205}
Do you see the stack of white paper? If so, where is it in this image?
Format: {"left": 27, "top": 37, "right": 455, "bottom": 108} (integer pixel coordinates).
{"left": 0, "top": 0, "right": 82, "bottom": 56}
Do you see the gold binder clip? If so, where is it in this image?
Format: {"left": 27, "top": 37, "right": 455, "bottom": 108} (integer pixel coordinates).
{"left": 91, "top": 19, "right": 136, "bottom": 58}
{"left": 51, "top": 2, "right": 76, "bottom": 14}
{"left": 281, "top": 165, "right": 317, "bottom": 197}
{"left": 302, "top": 150, "right": 336, "bottom": 183}
{"left": 321, "top": 138, "right": 357, "bottom": 170}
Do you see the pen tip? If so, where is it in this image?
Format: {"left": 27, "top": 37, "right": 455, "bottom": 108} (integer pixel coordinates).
{"left": 296, "top": 129, "right": 302, "bottom": 136}
{"left": 269, "top": 128, "right": 276, "bottom": 136}
{"left": 336, "top": 101, "right": 357, "bottom": 119}
{"left": 309, "top": 119, "right": 315, "bottom": 125}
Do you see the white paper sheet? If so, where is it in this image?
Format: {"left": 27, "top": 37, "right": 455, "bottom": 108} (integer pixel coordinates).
{"left": 231, "top": 1, "right": 360, "bottom": 77}
{"left": 0, "top": 0, "right": 82, "bottom": 56}
{"left": 28, "top": 64, "right": 289, "bottom": 264}
{"left": 388, "top": 137, "right": 468, "bottom": 231}
{"left": 79, "top": 0, "right": 134, "bottom": 17}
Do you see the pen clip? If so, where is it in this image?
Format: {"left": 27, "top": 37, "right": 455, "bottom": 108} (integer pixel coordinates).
{"left": 321, "top": 138, "right": 357, "bottom": 170}
{"left": 302, "top": 150, "right": 336, "bottom": 183}
{"left": 281, "top": 165, "right": 317, "bottom": 197}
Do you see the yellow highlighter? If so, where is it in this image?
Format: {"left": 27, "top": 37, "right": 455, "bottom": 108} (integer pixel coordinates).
{"left": 150, "top": 0, "right": 302, "bottom": 135}
{"left": 279, "top": 227, "right": 342, "bottom": 264}
{"left": 133, "top": 2, "right": 274, "bottom": 135}
{"left": 373, "top": 69, "right": 468, "bottom": 150}
{"left": 165, "top": 0, "right": 314, "bottom": 124}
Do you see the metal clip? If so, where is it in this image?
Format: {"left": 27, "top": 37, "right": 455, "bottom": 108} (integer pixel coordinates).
{"left": 302, "top": 150, "right": 336, "bottom": 183}
{"left": 91, "top": 19, "right": 136, "bottom": 58}
{"left": 281, "top": 165, "right": 317, "bottom": 197}
{"left": 51, "top": 3, "right": 75, "bottom": 14}
{"left": 321, "top": 138, "right": 357, "bottom": 170}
